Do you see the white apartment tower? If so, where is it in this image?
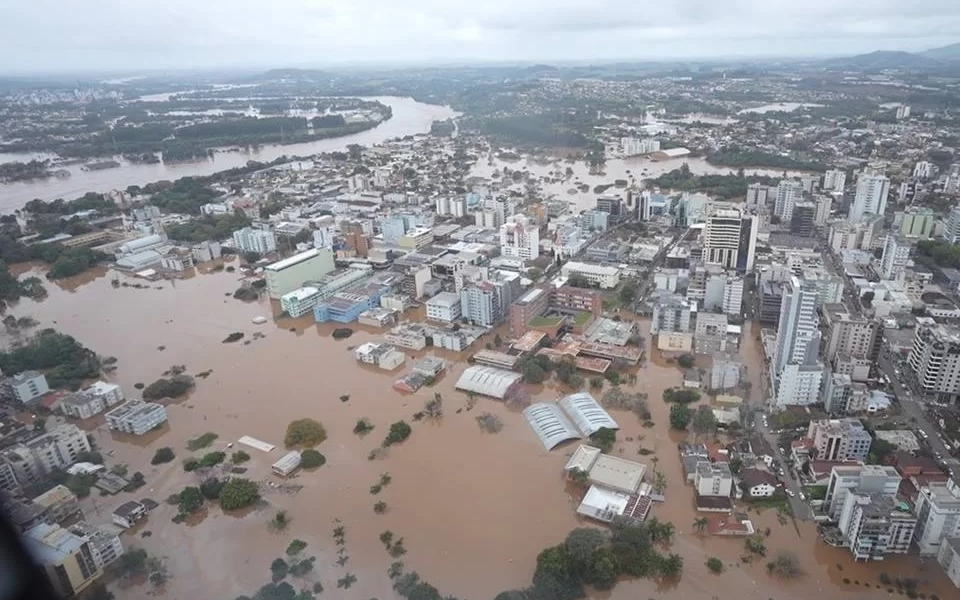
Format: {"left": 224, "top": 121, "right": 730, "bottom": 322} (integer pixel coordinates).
{"left": 499, "top": 215, "right": 540, "bottom": 261}
{"left": 823, "top": 169, "right": 847, "bottom": 193}
{"left": 945, "top": 205, "right": 960, "bottom": 244}
{"left": 914, "top": 478, "right": 960, "bottom": 556}
{"left": 879, "top": 235, "right": 913, "bottom": 280}
{"left": 774, "top": 179, "right": 803, "bottom": 222}
{"left": 849, "top": 173, "right": 890, "bottom": 222}
{"left": 774, "top": 276, "right": 821, "bottom": 376}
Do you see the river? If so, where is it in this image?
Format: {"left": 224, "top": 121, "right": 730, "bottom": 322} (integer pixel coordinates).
{"left": 0, "top": 97, "right": 458, "bottom": 211}
{"left": 5, "top": 267, "right": 956, "bottom": 600}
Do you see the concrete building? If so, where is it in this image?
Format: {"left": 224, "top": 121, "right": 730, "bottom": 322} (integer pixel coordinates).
{"left": 112, "top": 500, "right": 149, "bottom": 529}
{"left": 314, "top": 281, "right": 391, "bottom": 324}
{"left": 499, "top": 214, "right": 540, "bottom": 260}
{"left": 105, "top": 400, "right": 168, "bottom": 435}
{"left": 551, "top": 286, "right": 603, "bottom": 318}
{"left": 695, "top": 461, "right": 733, "bottom": 497}
{"left": 823, "top": 372, "right": 855, "bottom": 414}
{"left": 814, "top": 194, "right": 833, "bottom": 225}
{"left": 936, "top": 537, "right": 960, "bottom": 588}
{"left": 60, "top": 381, "right": 124, "bottom": 420}
{"left": 945, "top": 205, "right": 960, "bottom": 244}
{"left": 879, "top": 235, "right": 914, "bottom": 280}
{"left": 722, "top": 276, "right": 744, "bottom": 316}
{"left": 914, "top": 478, "right": 960, "bottom": 556}
{"left": 837, "top": 493, "right": 917, "bottom": 561}
{"left": 774, "top": 363, "right": 824, "bottom": 408}
{"left": 190, "top": 240, "right": 222, "bottom": 263}
{"left": 354, "top": 342, "right": 406, "bottom": 370}
{"left": 272, "top": 451, "right": 302, "bottom": 477}
{"left": 825, "top": 464, "right": 901, "bottom": 521}
{"left": 849, "top": 173, "right": 890, "bottom": 222}
{"left": 24, "top": 522, "right": 103, "bottom": 596}
{"left": 774, "top": 179, "right": 803, "bottom": 222}
{"left": 746, "top": 182, "right": 769, "bottom": 208}
{"left": 896, "top": 207, "right": 936, "bottom": 238}
{"left": 280, "top": 286, "right": 323, "bottom": 318}
{"left": 823, "top": 169, "right": 847, "bottom": 193}
{"left": 759, "top": 281, "right": 783, "bottom": 325}
{"left": 694, "top": 312, "right": 728, "bottom": 355}
{"left": 711, "top": 359, "right": 742, "bottom": 389}
{"left": 233, "top": 227, "right": 277, "bottom": 254}
{"left": 398, "top": 227, "right": 434, "bottom": 250}
{"left": 67, "top": 522, "right": 123, "bottom": 570}
{"left": 560, "top": 261, "right": 620, "bottom": 289}
{"left": 790, "top": 202, "right": 816, "bottom": 236}
{"left": 4, "top": 371, "right": 49, "bottom": 405}
{"left": 7, "top": 425, "right": 92, "bottom": 484}
{"left": 772, "top": 277, "right": 822, "bottom": 404}
{"left": 651, "top": 293, "right": 695, "bottom": 335}
{"left": 426, "top": 291, "right": 463, "bottom": 323}
{"left": 702, "top": 205, "right": 743, "bottom": 269}
{"left": 823, "top": 305, "right": 881, "bottom": 370}
{"left": 908, "top": 318, "right": 960, "bottom": 404}
{"left": 806, "top": 419, "right": 872, "bottom": 462}
{"left": 32, "top": 485, "right": 81, "bottom": 525}
{"left": 264, "top": 248, "right": 336, "bottom": 299}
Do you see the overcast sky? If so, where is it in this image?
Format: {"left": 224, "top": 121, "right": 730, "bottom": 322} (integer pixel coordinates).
{"left": 1, "top": 0, "right": 959, "bottom": 73}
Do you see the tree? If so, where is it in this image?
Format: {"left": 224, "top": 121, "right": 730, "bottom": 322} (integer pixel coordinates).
{"left": 677, "top": 354, "right": 695, "bottom": 368}
{"left": 200, "top": 477, "right": 225, "bottom": 500}
{"left": 284, "top": 419, "right": 327, "bottom": 448}
{"left": 586, "top": 549, "right": 619, "bottom": 590}
{"left": 177, "top": 486, "right": 203, "bottom": 515}
{"left": 424, "top": 394, "right": 443, "bottom": 419}
{"left": 693, "top": 517, "right": 709, "bottom": 534}
{"left": 766, "top": 551, "right": 803, "bottom": 579}
{"left": 271, "top": 558, "right": 289, "bottom": 582}
{"left": 532, "top": 545, "right": 583, "bottom": 600}
{"left": 33, "top": 417, "right": 46, "bottom": 432}
{"left": 868, "top": 437, "right": 896, "bottom": 464}
{"left": 142, "top": 375, "right": 194, "bottom": 400}
{"left": 669, "top": 404, "right": 692, "bottom": 429}
{"left": 706, "top": 557, "right": 724, "bottom": 573}
{"left": 618, "top": 280, "right": 638, "bottom": 305}
{"left": 494, "top": 333, "right": 503, "bottom": 347}
{"left": 589, "top": 377, "right": 604, "bottom": 389}
{"left": 382, "top": 421, "right": 412, "bottom": 446}
{"left": 522, "top": 361, "right": 547, "bottom": 384}
{"left": 745, "top": 534, "right": 767, "bottom": 556}
{"left": 242, "top": 251, "right": 262, "bottom": 264}
{"left": 861, "top": 291, "right": 875, "bottom": 308}
{"left": 300, "top": 449, "right": 326, "bottom": 469}
{"left": 564, "top": 528, "right": 608, "bottom": 567}
{"left": 374, "top": 501, "right": 388, "bottom": 514}
{"left": 658, "top": 553, "right": 683, "bottom": 578}
{"left": 691, "top": 406, "right": 718, "bottom": 438}
{"left": 286, "top": 540, "right": 307, "bottom": 556}
{"left": 566, "top": 273, "right": 591, "bottom": 289}
{"left": 271, "top": 510, "right": 289, "bottom": 532}
{"left": 219, "top": 478, "right": 260, "bottom": 510}
{"left": 151, "top": 447, "right": 175, "bottom": 465}
{"left": 652, "top": 472, "right": 667, "bottom": 494}
{"left": 589, "top": 428, "right": 616, "bottom": 453}
{"left": 231, "top": 450, "right": 250, "bottom": 464}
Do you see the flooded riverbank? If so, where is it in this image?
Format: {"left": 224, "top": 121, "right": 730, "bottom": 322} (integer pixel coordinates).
{"left": 0, "top": 97, "right": 458, "bottom": 211}
{"left": 4, "top": 269, "right": 956, "bottom": 600}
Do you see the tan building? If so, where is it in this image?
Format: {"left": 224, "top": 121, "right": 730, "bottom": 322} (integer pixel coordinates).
{"left": 24, "top": 523, "right": 103, "bottom": 596}
{"left": 822, "top": 304, "right": 881, "bottom": 369}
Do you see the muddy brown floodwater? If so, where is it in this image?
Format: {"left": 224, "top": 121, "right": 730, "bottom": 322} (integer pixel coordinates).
{"left": 4, "top": 267, "right": 957, "bottom": 600}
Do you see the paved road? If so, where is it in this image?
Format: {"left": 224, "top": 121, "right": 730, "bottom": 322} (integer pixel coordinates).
{"left": 878, "top": 353, "right": 959, "bottom": 478}
{"left": 755, "top": 420, "right": 813, "bottom": 520}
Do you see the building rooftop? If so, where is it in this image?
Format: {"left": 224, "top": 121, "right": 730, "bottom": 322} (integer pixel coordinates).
{"left": 426, "top": 291, "right": 461, "bottom": 308}
{"left": 454, "top": 366, "right": 523, "bottom": 399}
{"left": 564, "top": 444, "right": 602, "bottom": 473}
{"left": 24, "top": 523, "right": 86, "bottom": 564}
{"left": 281, "top": 286, "right": 320, "bottom": 302}
{"left": 32, "top": 485, "right": 76, "bottom": 508}
{"left": 523, "top": 403, "right": 581, "bottom": 450}
{"left": 265, "top": 248, "right": 323, "bottom": 271}
{"left": 558, "top": 392, "right": 619, "bottom": 437}
{"left": 273, "top": 451, "right": 302, "bottom": 472}
{"left": 563, "top": 261, "right": 620, "bottom": 276}
{"left": 105, "top": 400, "right": 166, "bottom": 422}
{"left": 588, "top": 454, "right": 647, "bottom": 494}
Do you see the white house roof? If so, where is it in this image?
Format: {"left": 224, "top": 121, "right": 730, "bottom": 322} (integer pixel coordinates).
{"left": 523, "top": 403, "right": 581, "bottom": 450}
{"left": 558, "top": 392, "right": 619, "bottom": 437}
{"left": 454, "top": 366, "right": 522, "bottom": 399}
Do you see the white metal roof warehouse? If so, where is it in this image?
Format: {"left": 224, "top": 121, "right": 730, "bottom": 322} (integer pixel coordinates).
{"left": 455, "top": 366, "right": 523, "bottom": 399}
{"left": 523, "top": 403, "right": 581, "bottom": 450}
{"left": 559, "top": 392, "right": 619, "bottom": 437}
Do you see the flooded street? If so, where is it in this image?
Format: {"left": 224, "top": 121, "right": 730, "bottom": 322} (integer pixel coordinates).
{"left": 4, "top": 270, "right": 957, "bottom": 600}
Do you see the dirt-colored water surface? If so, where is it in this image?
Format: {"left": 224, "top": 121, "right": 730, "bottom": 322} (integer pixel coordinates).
{"left": 4, "top": 266, "right": 956, "bottom": 600}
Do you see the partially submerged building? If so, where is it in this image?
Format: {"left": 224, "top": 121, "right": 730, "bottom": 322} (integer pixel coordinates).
{"left": 454, "top": 366, "right": 523, "bottom": 400}
{"left": 524, "top": 392, "right": 619, "bottom": 450}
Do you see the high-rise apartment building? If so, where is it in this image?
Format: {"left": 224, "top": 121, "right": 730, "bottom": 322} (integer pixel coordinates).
{"left": 806, "top": 418, "right": 873, "bottom": 462}
{"left": 823, "top": 169, "right": 847, "bottom": 193}
{"left": 849, "top": 173, "right": 890, "bottom": 222}
{"left": 232, "top": 227, "right": 277, "bottom": 254}
{"left": 774, "top": 180, "right": 803, "bottom": 222}
{"left": 814, "top": 195, "right": 833, "bottom": 225}
{"left": 945, "top": 205, "right": 960, "bottom": 244}
{"left": 702, "top": 205, "right": 743, "bottom": 269}
{"left": 879, "top": 235, "right": 914, "bottom": 280}
{"left": 822, "top": 304, "right": 882, "bottom": 368}
{"left": 651, "top": 293, "right": 695, "bottom": 335}
{"left": 746, "top": 182, "right": 769, "bottom": 208}
{"left": 499, "top": 214, "right": 540, "bottom": 260}
{"left": 24, "top": 523, "right": 103, "bottom": 596}
{"left": 908, "top": 318, "right": 960, "bottom": 403}
{"left": 838, "top": 493, "right": 917, "bottom": 561}
{"left": 825, "top": 464, "right": 901, "bottom": 521}
{"left": 790, "top": 202, "right": 816, "bottom": 236}
{"left": 914, "top": 478, "right": 960, "bottom": 556}
{"left": 773, "top": 276, "right": 821, "bottom": 376}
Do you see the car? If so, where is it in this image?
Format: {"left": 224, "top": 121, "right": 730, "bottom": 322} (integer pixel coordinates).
{"left": 786, "top": 489, "right": 795, "bottom": 498}
{"left": 799, "top": 492, "right": 806, "bottom": 501}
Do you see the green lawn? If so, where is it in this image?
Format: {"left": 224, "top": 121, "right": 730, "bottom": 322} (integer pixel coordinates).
{"left": 803, "top": 485, "right": 827, "bottom": 500}
{"left": 530, "top": 315, "right": 564, "bottom": 327}
{"left": 573, "top": 311, "right": 592, "bottom": 326}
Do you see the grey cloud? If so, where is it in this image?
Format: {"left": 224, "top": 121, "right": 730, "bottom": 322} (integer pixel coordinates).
{"left": 0, "top": 0, "right": 957, "bottom": 72}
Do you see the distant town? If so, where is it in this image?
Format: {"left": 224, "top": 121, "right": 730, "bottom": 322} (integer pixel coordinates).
{"left": 1, "top": 52, "right": 960, "bottom": 600}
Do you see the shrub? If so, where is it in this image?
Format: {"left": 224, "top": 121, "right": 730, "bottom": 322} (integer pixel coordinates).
{"left": 143, "top": 375, "right": 194, "bottom": 400}
{"left": 186, "top": 432, "right": 218, "bottom": 451}
{"left": 331, "top": 328, "right": 353, "bottom": 340}
{"left": 382, "top": 421, "right": 412, "bottom": 446}
{"left": 300, "top": 449, "right": 326, "bottom": 469}
{"left": 231, "top": 450, "right": 250, "bottom": 464}
{"left": 219, "top": 478, "right": 259, "bottom": 510}
{"left": 177, "top": 487, "right": 203, "bottom": 515}
{"left": 286, "top": 540, "right": 307, "bottom": 556}
{"left": 374, "top": 501, "right": 387, "bottom": 514}
{"left": 270, "top": 558, "right": 288, "bottom": 582}
{"left": 151, "top": 447, "right": 175, "bottom": 465}
{"left": 706, "top": 557, "right": 723, "bottom": 573}
{"left": 767, "top": 552, "right": 803, "bottom": 579}
{"left": 182, "top": 458, "right": 199, "bottom": 472}
{"left": 200, "top": 477, "right": 224, "bottom": 500}
{"left": 353, "top": 418, "right": 374, "bottom": 436}
{"left": 285, "top": 419, "right": 327, "bottom": 448}
{"left": 198, "top": 451, "right": 225, "bottom": 468}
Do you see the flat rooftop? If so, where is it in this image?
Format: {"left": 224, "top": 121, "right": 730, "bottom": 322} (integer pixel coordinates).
{"left": 266, "top": 249, "right": 323, "bottom": 271}
{"left": 589, "top": 454, "right": 647, "bottom": 494}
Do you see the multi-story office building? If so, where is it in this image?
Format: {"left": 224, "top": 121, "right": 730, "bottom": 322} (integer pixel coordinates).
{"left": 460, "top": 274, "right": 520, "bottom": 327}
{"left": 595, "top": 195, "right": 623, "bottom": 224}
{"left": 823, "top": 372, "right": 854, "bottom": 414}
{"left": 105, "top": 401, "right": 168, "bottom": 435}
{"left": 759, "top": 281, "right": 783, "bottom": 325}
{"left": 914, "top": 160, "right": 934, "bottom": 179}
{"left": 825, "top": 464, "right": 901, "bottom": 521}
{"left": 4, "top": 371, "right": 49, "bottom": 405}
{"left": 837, "top": 493, "right": 917, "bottom": 561}
{"left": 722, "top": 276, "right": 744, "bottom": 316}
{"left": 908, "top": 318, "right": 960, "bottom": 404}
{"left": 823, "top": 169, "right": 847, "bottom": 193}
{"left": 914, "top": 478, "right": 960, "bottom": 556}
{"left": 879, "top": 235, "right": 914, "bottom": 280}
{"left": 737, "top": 215, "right": 758, "bottom": 271}
{"left": 849, "top": 173, "right": 890, "bottom": 222}
{"left": 264, "top": 248, "right": 336, "bottom": 299}
{"left": 280, "top": 286, "right": 323, "bottom": 318}
{"left": 499, "top": 214, "right": 540, "bottom": 260}
{"left": 509, "top": 287, "right": 550, "bottom": 335}
{"left": 550, "top": 286, "right": 603, "bottom": 318}
{"left": 806, "top": 418, "right": 873, "bottom": 462}
{"left": 380, "top": 215, "right": 408, "bottom": 245}
{"left": 560, "top": 262, "right": 620, "bottom": 289}
{"left": 938, "top": 536, "right": 960, "bottom": 587}
{"left": 790, "top": 202, "right": 816, "bottom": 236}
{"left": 24, "top": 522, "right": 103, "bottom": 596}
{"left": 651, "top": 293, "right": 695, "bottom": 335}
{"left": 774, "top": 179, "right": 803, "bottom": 222}
{"left": 702, "top": 205, "right": 743, "bottom": 269}
{"left": 232, "top": 227, "right": 277, "bottom": 254}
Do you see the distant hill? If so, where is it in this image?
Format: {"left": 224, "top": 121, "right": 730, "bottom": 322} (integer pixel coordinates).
{"left": 822, "top": 50, "right": 943, "bottom": 70}
{"left": 257, "top": 68, "right": 326, "bottom": 80}
{"left": 922, "top": 42, "right": 960, "bottom": 60}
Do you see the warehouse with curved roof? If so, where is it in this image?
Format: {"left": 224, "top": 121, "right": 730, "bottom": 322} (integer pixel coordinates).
{"left": 558, "top": 392, "right": 619, "bottom": 436}
{"left": 455, "top": 366, "right": 523, "bottom": 399}
{"left": 523, "top": 403, "right": 581, "bottom": 450}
